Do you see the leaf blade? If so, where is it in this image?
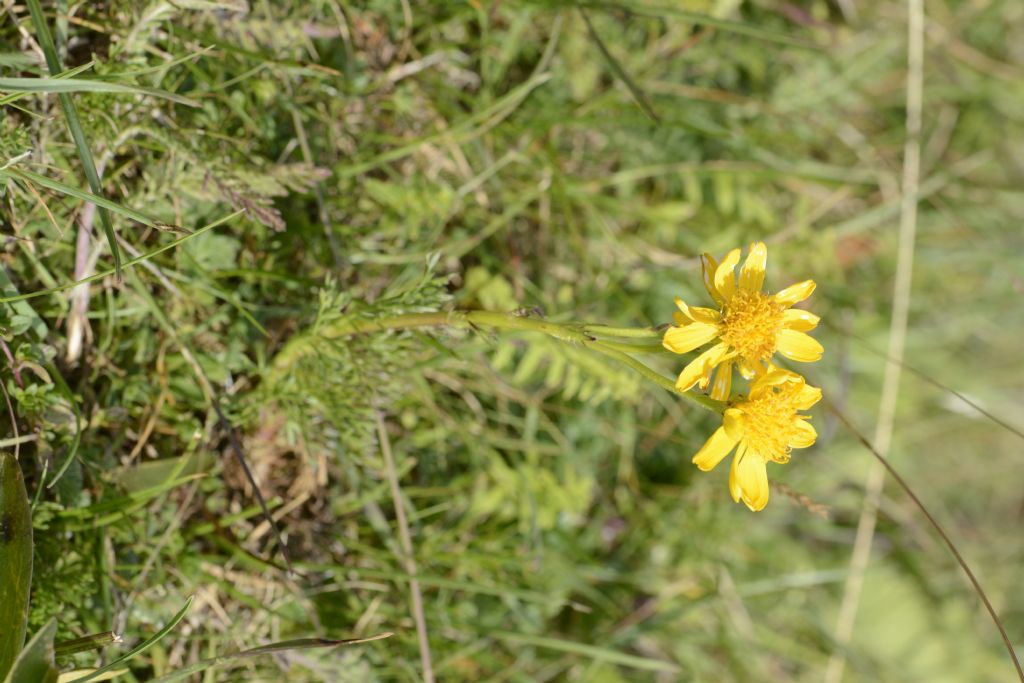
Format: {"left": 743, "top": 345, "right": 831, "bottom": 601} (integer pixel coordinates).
{"left": 0, "top": 453, "right": 33, "bottom": 680}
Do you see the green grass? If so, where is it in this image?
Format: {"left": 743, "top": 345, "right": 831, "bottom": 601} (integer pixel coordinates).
{"left": 1, "top": 0, "right": 1023, "bottom": 681}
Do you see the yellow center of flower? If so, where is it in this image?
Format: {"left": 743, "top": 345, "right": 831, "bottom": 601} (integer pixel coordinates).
{"left": 718, "top": 290, "right": 784, "bottom": 362}
{"left": 736, "top": 385, "right": 802, "bottom": 462}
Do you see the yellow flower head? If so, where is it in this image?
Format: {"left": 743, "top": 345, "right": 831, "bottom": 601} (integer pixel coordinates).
{"left": 692, "top": 370, "right": 821, "bottom": 511}
{"left": 663, "top": 242, "right": 822, "bottom": 399}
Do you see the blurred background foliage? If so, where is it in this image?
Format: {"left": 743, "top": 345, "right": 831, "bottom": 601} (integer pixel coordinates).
{"left": 1, "top": 0, "right": 1023, "bottom": 680}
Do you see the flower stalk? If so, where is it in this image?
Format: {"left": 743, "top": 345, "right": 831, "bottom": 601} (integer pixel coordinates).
{"left": 269, "top": 309, "right": 725, "bottom": 414}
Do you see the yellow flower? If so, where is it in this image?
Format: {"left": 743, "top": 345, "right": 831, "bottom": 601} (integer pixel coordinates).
{"left": 663, "top": 242, "right": 822, "bottom": 399}
{"left": 692, "top": 370, "right": 821, "bottom": 511}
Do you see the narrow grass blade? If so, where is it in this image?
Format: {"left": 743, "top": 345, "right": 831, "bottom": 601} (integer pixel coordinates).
{"left": 66, "top": 597, "right": 194, "bottom": 683}
{"left": 0, "top": 77, "right": 196, "bottom": 105}
{"left": 25, "top": 0, "right": 122, "bottom": 276}
{"left": 492, "top": 631, "right": 681, "bottom": 673}
{"left": 0, "top": 62, "right": 95, "bottom": 107}
{"left": 534, "top": 0, "right": 820, "bottom": 49}
{"left": 0, "top": 54, "right": 35, "bottom": 68}
{"left": 146, "top": 634, "right": 392, "bottom": 682}
{"left": 1, "top": 167, "right": 159, "bottom": 226}
{"left": 579, "top": 8, "right": 660, "bottom": 123}
{"left": 0, "top": 454, "right": 33, "bottom": 680}
{"left": 0, "top": 78, "right": 198, "bottom": 106}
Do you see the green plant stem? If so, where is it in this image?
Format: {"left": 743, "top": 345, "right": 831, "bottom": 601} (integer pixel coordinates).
{"left": 271, "top": 310, "right": 724, "bottom": 414}
{"left": 578, "top": 323, "right": 665, "bottom": 339}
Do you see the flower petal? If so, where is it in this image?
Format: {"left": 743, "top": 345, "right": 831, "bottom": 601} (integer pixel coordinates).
{"left": 692, "top": 426, "right": 739, "bottom": 472}
{"left": 750, "top": 368, "right": 802, "bottom": 394}
{"left": 701, "top": 253, "right": 724, "bottom": 305}
{"left": 662, "top": 322, "right": 719, "bottom": 354}
{"left": 729, "top": 444, "right": 746, "bottom": 502}
{"left": 774, "top": 279, "right": 816, "bottom": 307}
{"left": 675, "top": 297, "right": 720, "bottom": 324}
{"left": 675, "top": 343, "right": 730, "bottom": 391}
{"left": 795, "top": 383, "right": 822, "bottom": 410}
{"left": 789, "top": 418, "right": 817, "bottom": 448}
{"left": 782, "top": 308, "right": 820, "bottom": 332}
{"left": 714, "top": 249, "right": 741, "bottom": 301}
{"left": 723, "top": 408, "right": 745, "bottom": 441}
{"left": 739, "top": 241, "right": 768, "bottom": 293}
{"left": 709, "top": 359, "right": 733, "bottom": 401}
{"left": 776, "top": 329, "right": 824, "bottom": 362}
{"left": 734, "top": 450, "right": 770, "bottom": 511}
{"left": 737, "top": 358, "right": 761, "bottom": 380}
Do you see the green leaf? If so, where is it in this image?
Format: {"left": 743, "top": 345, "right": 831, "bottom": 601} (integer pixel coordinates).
{"left": 2, "top": 620, "right": 57, "bottom": 683}
{"left": 0, "top": 453, "right": 33, "bottom": 680}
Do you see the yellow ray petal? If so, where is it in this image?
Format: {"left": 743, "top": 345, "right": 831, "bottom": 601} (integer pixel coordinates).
{"left": 714, "top": 248, "right": 741, "bottom": 301}
{"left": 674, "top": 343, "right": 730, "bottom": 391}
{"left": 734, "top": 450, "right": 770, "bottom": 511}
{"left": 781, "top": 308, "right": 820, "bottom": 331}
{"left": 774, "top": 279, "right": 816, "bottom": 307}
{"left": 789, "top": 418, "right": 817, "bottom": 448}
{"left": 729, "top": 444, "right": 746, "bottom": 502}
{"left": 662, "top": 322, "right": 719, "bottom": 354}
{"left": 709, "top": 359, "right": 733, "bottom": 401}
{"left": 723, "top": 407, "right": 746, "bottom": 440}
{"left": 776, "top": 329, "right": 824, "bottom": 362}
{"left": 699, "top": 345, "right": 732, "bottom": 389}
{"left": 692, "top": 426, "right": 739, "bottom": 472}
{"left": 739, "top": 241, "right": 768, "bottom": 293}
{"left": 796, "top": 383, "right": 822, "bottom": 410}
{"left": 737, "top": 358, "right": 760, "bottom": 380}
{"left": 674, "top": 297, "right": 720, "bottom": 324}
{"left": 701, "top": 253, "right": 724, "bottom": 305}
{"left": 750, "top": 368, "right": 802, "bottom": 394}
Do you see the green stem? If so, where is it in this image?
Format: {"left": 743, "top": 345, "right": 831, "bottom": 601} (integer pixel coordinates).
{"left": 578, "top": 323, "right": 665, "bottom": 339}
{"left": 271, "top": 310, "right": 725, "bottom": 414}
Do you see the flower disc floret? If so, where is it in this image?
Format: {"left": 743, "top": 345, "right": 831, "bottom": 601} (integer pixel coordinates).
{"left": 718, "top": 290, "right": 785, "bottom": 362}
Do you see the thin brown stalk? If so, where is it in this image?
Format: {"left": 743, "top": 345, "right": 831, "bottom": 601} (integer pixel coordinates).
{"left": 823, "top": 321, "right": 1024, "bottom": 443}
{"left": 825, "top": 401, "right": 1024, "bottom": 681}
{"left": 826, "top": 0, "right": 926, "bottom": 678}
{"left": 376, "top": 413, "right": 435, "bottom": 683}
